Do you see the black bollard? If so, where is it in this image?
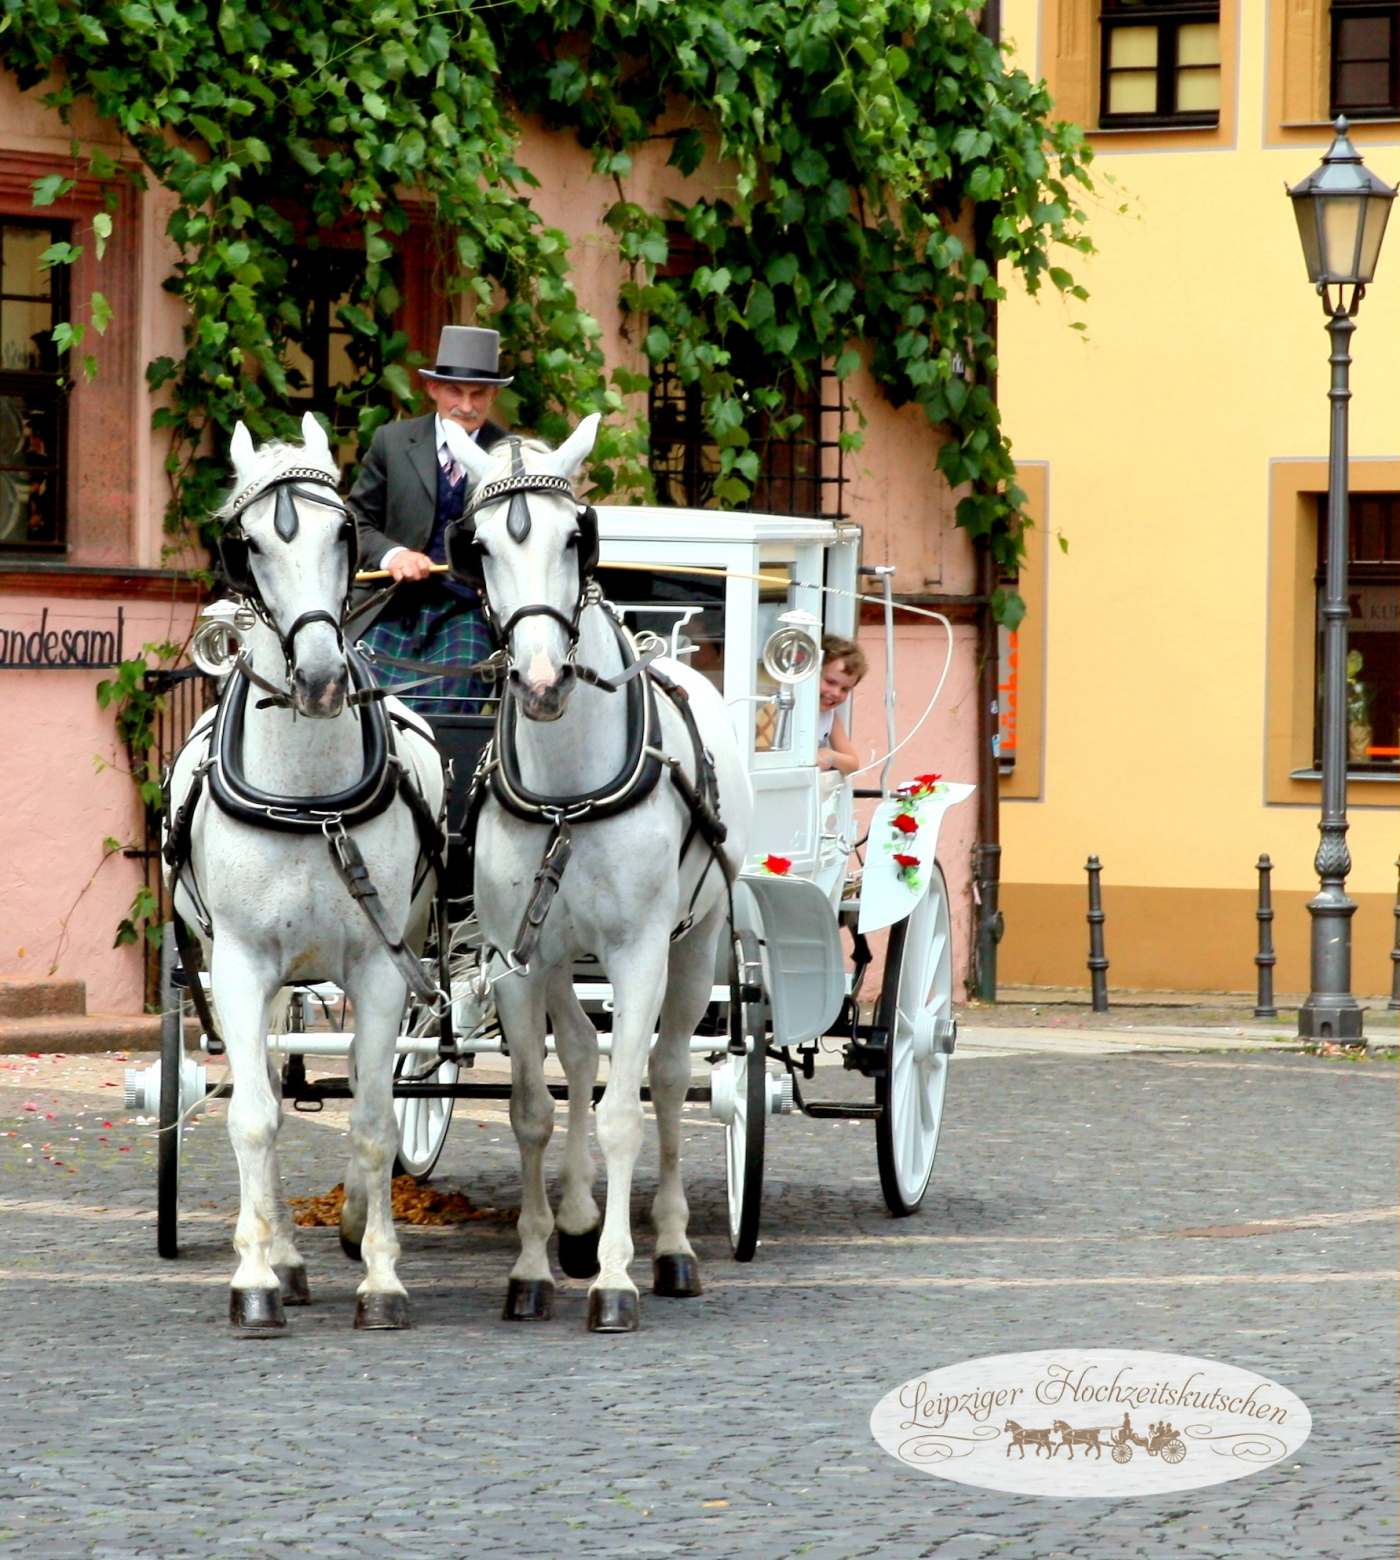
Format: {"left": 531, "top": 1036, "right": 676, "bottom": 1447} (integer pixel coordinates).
{"left": 1085, "top": 855, "right": 1109, "bottom": 1013}
{"left": 1389, "top": 856, "right": 1400, "bottom": 1013}
{"left": 1254, "top": 854, "right": 1278, "bottom": 1018}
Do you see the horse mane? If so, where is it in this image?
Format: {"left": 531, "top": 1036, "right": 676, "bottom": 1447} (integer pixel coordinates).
{"left": 214, "top": 438, "right": 339, "bottom": 521}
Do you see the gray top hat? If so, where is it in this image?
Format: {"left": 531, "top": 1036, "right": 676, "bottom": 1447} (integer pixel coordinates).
{"left": 419, "top": 325, "right": 514, "bottom": 386}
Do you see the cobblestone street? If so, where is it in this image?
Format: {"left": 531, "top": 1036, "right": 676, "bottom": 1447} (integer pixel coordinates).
{"left": 1, "top": 1040, "right": 1394, "bottom": 1558}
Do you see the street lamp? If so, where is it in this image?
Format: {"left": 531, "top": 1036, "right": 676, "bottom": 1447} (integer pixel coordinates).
{"left": 1287, "top": 118, "right": 1395, "bottom": 1043}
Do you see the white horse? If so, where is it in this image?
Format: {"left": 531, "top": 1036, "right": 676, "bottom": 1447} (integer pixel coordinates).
{"left": 163, "top": 412, "right": 446, "bottom": 1332}
{"left": 443, "top": 413, "right": 752, "bottom": 1332}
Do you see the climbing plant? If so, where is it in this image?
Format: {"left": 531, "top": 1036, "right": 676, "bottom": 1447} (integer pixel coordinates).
{"left": 3, "top": 0, "right": 1090, "bottom": 950}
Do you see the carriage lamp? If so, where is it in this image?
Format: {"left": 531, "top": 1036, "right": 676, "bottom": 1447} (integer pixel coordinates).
{"left": 191, "top": 599, "right": 257, "bottom": 678}
{"left": 1287, "top": 119, "right": 1394, "bottom": 1045}
{"left": 762, "top": 610, "right": 822, "bottom": 686}
{"left": 761, "top": 611, "right": 821, "bottom": 752}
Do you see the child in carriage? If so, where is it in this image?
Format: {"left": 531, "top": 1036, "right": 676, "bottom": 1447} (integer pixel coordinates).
{"left": 817, "top": 634, "right": 867, "bottom": 776}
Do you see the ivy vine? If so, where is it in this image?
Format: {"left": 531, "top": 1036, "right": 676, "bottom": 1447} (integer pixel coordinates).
{"left": 2, "top": 0, "right": 1091, "bottom": 956}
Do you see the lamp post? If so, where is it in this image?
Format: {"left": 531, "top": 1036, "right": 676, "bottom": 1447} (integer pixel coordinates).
{"left": 1287, "top": 118, "right": 1395, "bottom": 1043}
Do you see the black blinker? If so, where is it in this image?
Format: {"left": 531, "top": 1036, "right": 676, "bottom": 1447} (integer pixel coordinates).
{"left": 274, "top": 483, "right": 300, "bottom": 542}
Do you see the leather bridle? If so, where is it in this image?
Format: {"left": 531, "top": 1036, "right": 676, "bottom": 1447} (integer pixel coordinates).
{"left": 218, "top": 468, "right": 358, "bottom": 686}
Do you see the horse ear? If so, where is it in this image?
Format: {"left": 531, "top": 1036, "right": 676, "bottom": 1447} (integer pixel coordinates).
{"left": 441, "top": 418, "right": 495, "bottom": 485}
{"left": 300, "top": 410, "right": 333, "bottom": 465}
{"left": 546, "top": 412, "right": 601, "bottom": 480}
{"left": 229, "top": 421, "right": 255, "bottom": 476}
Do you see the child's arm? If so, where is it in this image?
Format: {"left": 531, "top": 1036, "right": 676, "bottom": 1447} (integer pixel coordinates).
{"left": 819, "top": 713, "right": 858, "bottom": 775}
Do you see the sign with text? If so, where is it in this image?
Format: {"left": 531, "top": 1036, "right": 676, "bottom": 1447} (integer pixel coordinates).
{"left": 871, "top": 1349, "right": 1311, "bottom": 1497}
{"left": 0, "top": 606, "right": 126, "bottom": 669}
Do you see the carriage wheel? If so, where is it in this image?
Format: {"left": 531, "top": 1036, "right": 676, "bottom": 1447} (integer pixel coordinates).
{"left": 392, "top": 974, "right": 459, "bottom": 1180}
{"left": 724, "top": 931, "right": 768, "bottom": 1262}
{"left": 875, "top": 862, "right": 954, "bottom": 1216}
{"left": 1111, "top": 1443, "right": 1132, "bottom": 1465}
{"left": 1161, "top": 1439, "right": 1186, "bottom": 1465}
{"left": 392, "top": 1051, "right": 460, "bottom": 1181}
{"left": 157, "top": 931, "right": 187, "bottom": 1260}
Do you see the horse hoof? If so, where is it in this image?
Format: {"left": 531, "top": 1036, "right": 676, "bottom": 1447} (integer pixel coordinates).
{"left": 354, "top": 1291, "right": 412, "bottom": 1330}
{"left": 229, "top": 1287, "right": 286, "bottom": 1333}
{"left": 587, "top": 1288, "right": 640, "bottom": 1333}
{"left": 274, "top": 1264, "right": 311, "bottom": 1306}
{"left": 503, "top": 1277, "right": 555, "bottom": 1322}
{"left": 653, "top": 1253, "right": 702, "bottom": 1298}
{"left": 339, "top": 1231, "right": 362, "bottom": 1263}
{"left": 556, "top": 1226, "right": 601, "bottom": 1279}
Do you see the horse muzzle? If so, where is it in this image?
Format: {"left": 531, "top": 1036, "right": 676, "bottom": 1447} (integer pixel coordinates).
{"left": 292, "top": 666, "right": 349, "bottom": 718}
{"left": 512, "top": 663, "right": 576, "bottom": 722}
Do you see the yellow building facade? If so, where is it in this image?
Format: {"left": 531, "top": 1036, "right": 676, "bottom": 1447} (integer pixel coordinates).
{"left": 997, "top": 0, "right": 1398, "bottom": 994}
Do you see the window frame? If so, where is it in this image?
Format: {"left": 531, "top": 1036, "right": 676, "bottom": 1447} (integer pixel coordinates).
{"left": 0, "top": 216, "right": 71, "bottom": 555}
{"left": 1311, "top": 493, "right": 1400, "bottom": 775}
{"left": 1098, "top": 0, "right": 1223, "bottom": 129}
{"left": 1329, "top": 0, "right": 1400, "bottom": 119}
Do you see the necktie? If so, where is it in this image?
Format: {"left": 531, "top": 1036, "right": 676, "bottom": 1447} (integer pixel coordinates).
{"left": 439, "top": 443, "right": 464, "bottom": 487}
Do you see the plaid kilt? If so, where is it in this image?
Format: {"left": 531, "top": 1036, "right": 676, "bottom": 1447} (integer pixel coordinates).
{"left": 356, "top": 591, "right": 496, "bottom": 718}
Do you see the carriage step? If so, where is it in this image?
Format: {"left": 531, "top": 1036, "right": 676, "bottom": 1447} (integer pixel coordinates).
{"left": 800, "top": 1101, "right": 882, "bottom": 1120}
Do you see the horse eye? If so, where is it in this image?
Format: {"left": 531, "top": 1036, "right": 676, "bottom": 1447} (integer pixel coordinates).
{"left": 245, "top": 537, "right": 263, "bottom": 554}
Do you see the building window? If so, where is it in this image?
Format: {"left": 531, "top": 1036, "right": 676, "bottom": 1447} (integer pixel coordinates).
{"left": 282, "top": 244, "right": 381, "bottom": 469}
{"left": 1331, "top": 1, "right": 1400, "bottom": 118}
{"left": 1099, "top": 0, "right": 1222, "bottom": 126}
{"left": 0, "top": 219, "right": 69, "bottom": 552}
{"left": 1315, "top": 493, "right": 1400, "bottom": 772}
{"left": 647, "top": 236, "right": 845, "bottom": 517}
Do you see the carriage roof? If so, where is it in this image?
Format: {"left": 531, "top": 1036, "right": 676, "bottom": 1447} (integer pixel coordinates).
{"left": 593, "top": 505, "right": 858, "bottom": 551}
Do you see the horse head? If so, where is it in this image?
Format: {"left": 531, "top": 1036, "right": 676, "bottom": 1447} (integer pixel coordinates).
{"left": 442, "top": 412, "right": 600, "bottom": 722}
{"left": 220, "top": 411, "right": 356, "bottom": 718}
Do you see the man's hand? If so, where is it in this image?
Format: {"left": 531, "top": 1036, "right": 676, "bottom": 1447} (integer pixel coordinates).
{"left": 387, "top": 549, "right": 435, "bottom": 583}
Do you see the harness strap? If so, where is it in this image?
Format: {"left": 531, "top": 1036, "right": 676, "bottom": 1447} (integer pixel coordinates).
{"left": 324, "top": 823, "right": 440, "bottom": 1007}
{"left": 171, "top": 913, "right": 225, "bottom": 1056}
{"left": 508, "top": 820, "right": 574, "bottom": 969}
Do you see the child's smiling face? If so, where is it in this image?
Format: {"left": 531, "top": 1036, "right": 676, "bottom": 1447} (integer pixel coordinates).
{"left": 820, "top": 658, "right": 859, "bottom": 710}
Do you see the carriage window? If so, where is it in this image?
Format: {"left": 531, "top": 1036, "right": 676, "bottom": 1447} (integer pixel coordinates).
{"left": 1314, "top": 493, "right": 1400, "bottom": 772}
{"left": 594, "top": 564, "right": 727, "bottom": 689}
{"left": 0, "top": 219, "right": 69, "bottom": 552}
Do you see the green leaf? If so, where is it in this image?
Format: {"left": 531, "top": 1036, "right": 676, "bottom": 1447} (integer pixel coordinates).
{"left": 991, "top": 587, "right": 1026, "bottom": 631}
{"left": 91, "top": 291, "right": 113, "bottom": 333}
{"left": 32, "top": 174, "right": 74, "bottom": 208}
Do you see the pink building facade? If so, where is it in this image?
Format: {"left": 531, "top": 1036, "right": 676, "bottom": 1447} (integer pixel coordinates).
{"left": 0, "top": 86, "right": 984, "bottom": 1014}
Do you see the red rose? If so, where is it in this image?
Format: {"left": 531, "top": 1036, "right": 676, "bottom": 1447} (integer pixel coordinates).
{"left": 912, "top": 773, "right": 942, "bottom": 787}
{"left": 891, "top": 813, "right": 918, "bottom": 834}
{"left": 892, "top": 853, "right": 920, "bottom": 869}
{"left": 763, "top": 853, "right": 792, "bottom": 875}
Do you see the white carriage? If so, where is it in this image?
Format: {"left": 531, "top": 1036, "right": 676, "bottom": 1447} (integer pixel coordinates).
{"left": 132, "top": 504, "right": 968, "bottom": 1263}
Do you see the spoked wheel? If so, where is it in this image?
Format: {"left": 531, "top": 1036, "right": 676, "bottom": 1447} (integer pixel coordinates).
{"left": 718, "top": 930, "right": 767, "bottom": 1262}
{"left": 392, "top": 979, "right": 459, "bottom": 1180}
{"left": 875, "top": 861, "right": 954, "bottom": 1216}
{"left": 392, "top": 1051, "right": 459, "bottom": 1181}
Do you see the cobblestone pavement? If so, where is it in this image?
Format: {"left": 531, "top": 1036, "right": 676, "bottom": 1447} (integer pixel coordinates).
{"left": 0, "top": 1042, "right": 1394, "bottom": 1559}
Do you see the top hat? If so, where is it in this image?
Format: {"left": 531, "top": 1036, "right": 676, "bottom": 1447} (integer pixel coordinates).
{"left": 419, "top": 325, "right": 514, "bottom": 386}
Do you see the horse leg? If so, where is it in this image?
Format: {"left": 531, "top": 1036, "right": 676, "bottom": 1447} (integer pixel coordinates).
{"left": 263, "top": 1031, "right": 310, "bottom": 1305}
{"left": 545, "top": 969, "right": 600, "bottom": 1279}
{"left": 211, "top": 942, "right": 286, "bottom": 1332}
{"left": 649, "top": 906, "right": 724, "bottom": 1299}
{"left": 494, "top": 975, "right": 556, "bottom": 1320}
{"left": 588, "top": 937, "right": 669, "bottom": 1333}
{"left": 341, "top": 964, "right": 411, "bottom": 1329}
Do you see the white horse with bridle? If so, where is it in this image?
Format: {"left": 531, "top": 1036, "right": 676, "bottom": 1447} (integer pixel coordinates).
{"left": 163, "top": 412, "right": 447, "bottom": 1333}
{"left": 443, "top": 413, "right": 752, "bottom": 1332}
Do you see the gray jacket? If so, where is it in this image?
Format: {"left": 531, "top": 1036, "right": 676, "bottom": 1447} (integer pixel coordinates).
{"left": 347, "top": 413, "right": 507, "bottom": 629}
